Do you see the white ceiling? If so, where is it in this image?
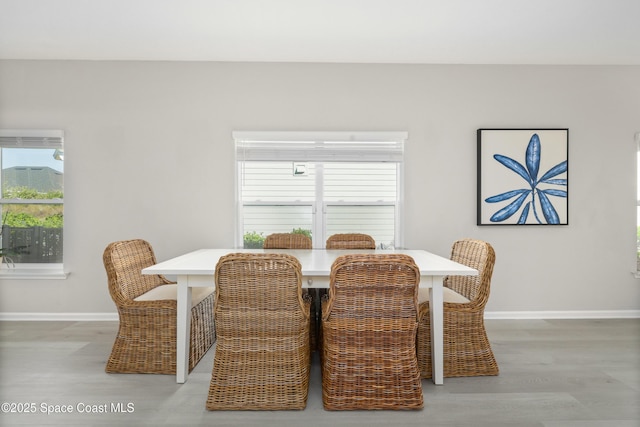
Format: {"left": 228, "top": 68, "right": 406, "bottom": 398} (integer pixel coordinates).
{"left": 1, "top": 0, "right": 639, "bottom": 64}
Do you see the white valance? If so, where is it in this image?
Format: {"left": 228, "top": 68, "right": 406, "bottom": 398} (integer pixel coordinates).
{"left": 0, "top": 129, "right": 64, "bottom": 148}
{"left": 233, "top": 131, "right": 406, "bottom": 162}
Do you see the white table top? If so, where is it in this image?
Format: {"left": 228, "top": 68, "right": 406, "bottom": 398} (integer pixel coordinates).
{"left": 143, "top": 248, "right": 478, "bottom": 277}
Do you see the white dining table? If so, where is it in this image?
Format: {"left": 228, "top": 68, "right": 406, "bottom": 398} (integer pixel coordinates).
{"left": 142, "top": 248, "right": 478, "bottom": 384}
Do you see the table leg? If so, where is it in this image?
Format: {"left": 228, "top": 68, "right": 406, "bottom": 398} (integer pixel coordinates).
{"left": 176, "top": 275, "right": 192, "bottom": 384}
{"left": 429, "top": 276, "right": 444, "bottom": 385}
{"left": 314, "top": 288, "right": 322, "bottom": 345}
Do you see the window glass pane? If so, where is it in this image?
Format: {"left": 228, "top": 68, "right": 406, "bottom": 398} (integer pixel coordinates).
{"left": 325, "top": 204, "right": 395, "bottom": 248}
{"left": 1, "top": 205, "right": 63, "bottom": 262}
{"left": 2, "top": 148, "right": 64, "bottom": 195}
{"left": 1, "top": 146, "right": 63, "bottom": 264}
{"left": 241, "top": 161, "right": 315, "bottom": 202}
{"left": 242, "top": 204, "right": 313, "bottom": 248}
{"left": 324, "top": 163, "right": 396, "bottom": 202}
{"left": 236, "top": 135, "right": 404, "bottom": 249}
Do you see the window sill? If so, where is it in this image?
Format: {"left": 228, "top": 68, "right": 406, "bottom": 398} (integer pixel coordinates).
{"left": 0, "top": 268, "right": 69, "bottom": 280}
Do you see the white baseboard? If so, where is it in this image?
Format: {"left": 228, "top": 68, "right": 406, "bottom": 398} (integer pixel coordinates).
{"left": 0, "top": 310, "right": 638, "bottom": 321}
{"left": 485, "top": 310, "right": 640, "bottom": 319}
{"left": 0, "top": 312, "right": 119, "bottom": 321}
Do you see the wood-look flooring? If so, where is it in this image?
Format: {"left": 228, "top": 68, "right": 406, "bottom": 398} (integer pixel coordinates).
{"left": 0, "top": 319, "right": 638, "bottom": 426}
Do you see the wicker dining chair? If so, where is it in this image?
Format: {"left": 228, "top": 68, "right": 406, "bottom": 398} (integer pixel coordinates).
{"left": 263, "top": 232, "right": 312, "bottom": 249}
{"left": 321, "top": 254, "right": 424, "bottom": 410}
{"left": 325, "top": 233, "right": 376, "bottom": 250}
{"left": 206, "top": 253, "right": 311, "bottom": 410}
{"left": 416, "top": 238, "right": 499, "bottom": 378}
{"left": 104, "top": 239, "right": 215, "bottom": 374}
{"left": 262, "top": 232, "right": 317, "bottom": 352}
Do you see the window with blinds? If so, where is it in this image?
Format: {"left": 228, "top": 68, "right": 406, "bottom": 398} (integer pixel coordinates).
{"left": 0, "top": 129, "right": 64, "bottom": 275}
{"left": 235, "top": 132, "right": 406, "bottom": 249}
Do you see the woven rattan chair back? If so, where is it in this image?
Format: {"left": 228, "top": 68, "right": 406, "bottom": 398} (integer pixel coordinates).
{"left": 103, "top": 239, "right": 215, "bottom": 374}
{"left": 445, "top": 238, "right": 495, "bottom": 306}
{"left": 263, "top": 232, "right": 312, "bottom": 249}
{"left": 321, "top": 254, "right": 424, "bottom": 410}
{"left": 214, "top": 253, "right": 307, "bottom": 312}
{"left": 417, "top": 238, "right": 498, "bottom": 378}
{"left": 323, "top": 254, "right": 420, "bottom": 321}
{"left": 104, "top": 239, "right": 171, "bottom": 304}
{"left": 206, "top": 253, "right": 311, "bottom": 410}
{"left": 325, "top": 233, "right": 375, "bottom": 249}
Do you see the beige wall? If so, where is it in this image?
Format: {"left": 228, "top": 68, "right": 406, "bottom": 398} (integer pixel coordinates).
{"left": 1, "top": 60, "right": 639, "bottom": 317}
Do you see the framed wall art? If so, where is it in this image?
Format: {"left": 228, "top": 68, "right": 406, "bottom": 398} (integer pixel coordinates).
{"left": 477, "top": 128, "right": 568, "bottom": 226}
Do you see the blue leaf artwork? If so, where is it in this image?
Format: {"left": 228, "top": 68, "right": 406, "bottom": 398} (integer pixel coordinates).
{"left": 482, "top": 132, "right": 568, "bottom": 224}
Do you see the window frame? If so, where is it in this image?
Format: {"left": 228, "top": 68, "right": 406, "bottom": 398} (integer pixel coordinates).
{"left": 234, "top": 131, "right": 406, "bottom": 249}
{"left": 637, "top": 132, "right": 640, "bottom": 274}
{"left": 0, "top": 129, "right": 67, "bottom": 279}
